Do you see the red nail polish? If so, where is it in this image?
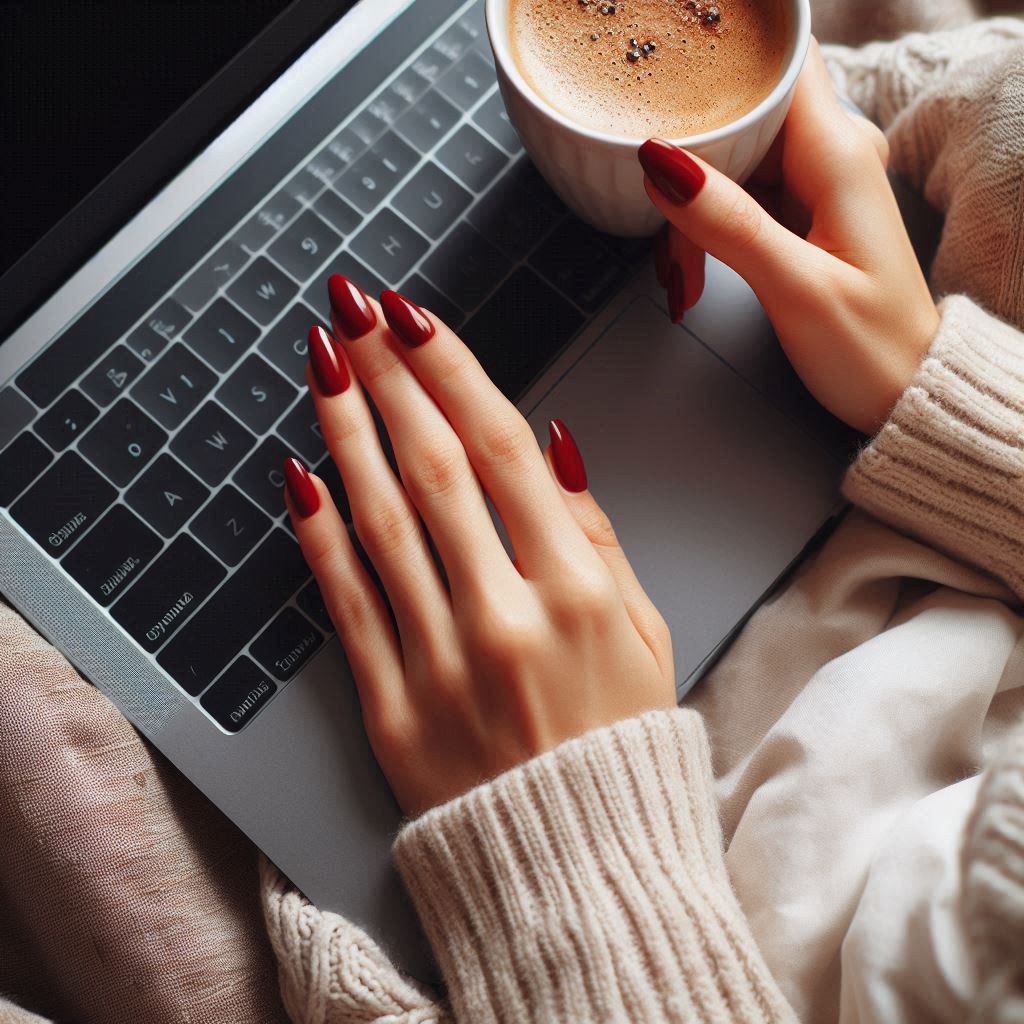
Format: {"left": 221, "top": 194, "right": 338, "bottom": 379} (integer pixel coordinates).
{"left": 308, "top": 325, "right": 350, "bottom": 395}
{"left": 668, "top": 262, "right": 685, "bottom": 324}
{"left": 327, "top": 275, "right": 377, "bottom": 340}
{"left": 638, "top": 139, "right": 706, "bottom": 206}
{"left": 380, "top": 290, "right": 435, "bottom": 348}
{"left": 549, "top": 419, "right": 588, "bottom": 493}
{"left": 284, "top": 457, "right": 319, "bottom": 518}
{"left": 654, "top": 225, "right": 670, "bottom": 289}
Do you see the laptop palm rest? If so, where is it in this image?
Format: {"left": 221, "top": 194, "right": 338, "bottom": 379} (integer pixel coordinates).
{"left": 524, "top": 294, "right": 844, "bottom": 697}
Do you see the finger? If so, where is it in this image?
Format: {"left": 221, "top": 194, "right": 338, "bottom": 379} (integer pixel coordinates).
{"left": 354, "top": 286, "right": 595, "bottom": 581}
{"left": 324, "top": 280, "right": 519, "bottom": 599}
{"left": 640, "top": 137, "right": 827, "bottom": 310}
{"left": 542, "top": 444, "right": 672, "bottom": 672}
{"left": 283, "top": 458, "right": 405, "bottom": 723}
{"left": 305, "top": 321, "right": 451, "bottom": 643}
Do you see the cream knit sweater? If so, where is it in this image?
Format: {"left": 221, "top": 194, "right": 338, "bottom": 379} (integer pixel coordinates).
{"left": 255, "top": 16, "right": 1024, "bottom": 1024}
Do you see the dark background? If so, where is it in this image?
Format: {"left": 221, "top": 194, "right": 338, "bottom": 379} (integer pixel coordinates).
{"left": 0, "top": 1, "right": 296, "bottom": 277}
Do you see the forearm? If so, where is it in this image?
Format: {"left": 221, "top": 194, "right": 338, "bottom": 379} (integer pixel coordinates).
{"left": 394, "top": 709, "right": 796, "bottom": 1024}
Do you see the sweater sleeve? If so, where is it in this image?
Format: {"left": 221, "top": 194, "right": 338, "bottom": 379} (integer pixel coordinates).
{"left": 393, "top": 708, "right": 796, "bottom": 1024}
{"left": 843, "top": 296, "right": 1024, "bottom": 600}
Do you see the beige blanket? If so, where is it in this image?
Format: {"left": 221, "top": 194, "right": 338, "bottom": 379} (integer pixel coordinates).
{"left": 2, "top": 1, "right": 1021, "bottom": 1021}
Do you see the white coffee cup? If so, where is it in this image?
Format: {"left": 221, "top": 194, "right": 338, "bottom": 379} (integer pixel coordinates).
{"left": 485, "top": 0, "right": 811, "bottom": 237}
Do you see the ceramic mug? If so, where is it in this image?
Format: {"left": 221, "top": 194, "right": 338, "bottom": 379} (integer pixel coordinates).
{"left": 485, "top": 0, "right": 812, "bottom": 236}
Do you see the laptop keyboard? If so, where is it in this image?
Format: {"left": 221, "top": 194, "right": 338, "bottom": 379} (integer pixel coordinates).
{"left": 0, "top": 0, "right": 649, "bottom": 733}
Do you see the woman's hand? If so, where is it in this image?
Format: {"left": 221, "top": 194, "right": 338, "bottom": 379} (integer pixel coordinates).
{"left": 642, "top": 40, "right": 940, "bottom": 436}
{"left": 285, "top": 280, "right": 675, "bottom": 817}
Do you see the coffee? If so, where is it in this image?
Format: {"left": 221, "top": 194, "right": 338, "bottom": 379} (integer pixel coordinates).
{"left": 508, "top": 0, "right": 790, "bottom": 139}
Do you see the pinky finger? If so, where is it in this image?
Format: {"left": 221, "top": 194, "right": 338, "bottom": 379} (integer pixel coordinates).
{"left": 284, "top": 458, "right": 405, "bottom": 725}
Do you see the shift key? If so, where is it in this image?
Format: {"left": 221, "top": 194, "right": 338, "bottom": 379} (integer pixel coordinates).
{"left": 111, "top": 535, "right": 226, "bottom": 653}
{"left": 158, "top": 529, "right": 310, "bottom": 695}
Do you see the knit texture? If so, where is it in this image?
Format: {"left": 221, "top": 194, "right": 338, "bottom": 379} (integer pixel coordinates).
{"left": 843, "top": 296, "right": 1024, "bottom": 600}
{"left": 963, "top": 720, "right": 1024, "bottom": 1024}
{"left": 393, "top": 710, "right": 796, "bottom": 1024}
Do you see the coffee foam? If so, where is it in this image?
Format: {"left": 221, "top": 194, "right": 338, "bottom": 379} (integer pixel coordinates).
{"left": 509, "top": 0, "right": 790, "bottom": 139}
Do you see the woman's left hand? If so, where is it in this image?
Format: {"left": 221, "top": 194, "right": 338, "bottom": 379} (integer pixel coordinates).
{"left": 285, "top": 278, "right": 676, "bottom": 817}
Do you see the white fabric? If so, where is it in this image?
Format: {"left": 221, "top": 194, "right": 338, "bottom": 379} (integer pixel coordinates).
{"left": 693, "top": 510, "right": 1024, "bottom": 1022}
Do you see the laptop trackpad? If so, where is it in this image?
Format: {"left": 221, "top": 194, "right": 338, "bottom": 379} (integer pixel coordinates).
{"left": 524, "top": 296, "right": 843, "bottom": 695}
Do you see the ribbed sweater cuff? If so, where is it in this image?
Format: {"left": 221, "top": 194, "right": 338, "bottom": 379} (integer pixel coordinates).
{"left": 843, "top": 295, "right": 1024, "bottom": 600}
{"left": 393, "top": 709, "right": 795, "bottom": 1024}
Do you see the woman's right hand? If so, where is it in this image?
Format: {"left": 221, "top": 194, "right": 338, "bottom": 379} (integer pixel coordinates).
{"left": 641, "top": 40, "right": 940, "bottom": 437}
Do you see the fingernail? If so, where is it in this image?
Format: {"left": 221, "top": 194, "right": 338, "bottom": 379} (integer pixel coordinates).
{"left": 638, "top": 139, "right": 706, "bottom": 206}
{"left": 654, "top": 225, "right": 670, "bottom": 289}
{"left": 284, "top": 457, "right": 319, "bottom": 518}
{"left": 308, "top": 325, "right": 351, "bottom": 395}
{"left": 668, "top": 262, "right": 685, "bottom": 324}
{"left": 549, "top": 419, "right": 588, "bottom": 493}
{"left": 328, "top": 274, "right": 376, "bottom": 340}
{"left": 380, "top": 290, "right": 435, "bottom": 348}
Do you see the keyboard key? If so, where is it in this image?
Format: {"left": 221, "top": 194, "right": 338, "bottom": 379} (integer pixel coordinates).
{"left": 304, "top": 145, "right": 349, "bottom": 190}
{"left": 303, "top": 253, "right": 385, "bottom": 323}
{"left": 0, "top": 388, "right": 35, "bottom": 451}
{"left": 233, "top": 190, "right": 300, "bottom": 253}
{"left": 111, "top": 535, "right": 226, "bottom": 652}
{"left": 125, "top": 453, "right": 210, "bottom": 538}
{"left": 365, "top": 87, "right": 410, "bottom": 130}
{"left": 171, "top": 402, "right": 255, "bottom": 486}
{"left": 259, "top": 303, "right": 325, "bottom": 388}
{"left": 190, "top": 484, "right": 270, "bottom": 566}
{"left": 436, "top": 50, "right": 495, "bottom": 110}
{"left": 125, "top": 298, "right": 194, "bottom": 363}
{"left": 62, "top": 504, "right": 162, "bottom": 605}
{"left": 0, "top": 433, "right": 52, "bottom": 507}
{"left": 349, "top": 209, "right": 430, "bottom": 285}
{"left": 531, "top": 218, "right": 625, "bottom": 313}
{"left": 386, "top": 67, "right": 431, "bottom": 107}
{"left": 277, "top": 395, "right": 327, "bottom": 463}
{"left": 215, "top": 355, "right": 297, "bottom": 435}
{"left": 397, "top": 274, "right": 465, "bottom": 331}
{"left": 183, "top": 298, "right": 259, "bottom": 372}
{"left": 430, "top": 24, "right": 476, "bottom": 65}
{"left": 324, "top": 126, "right": 370, "bottom": 168}
{"left": 226, "top": 257, "right": 298, "bottom": 326}
{"left": 80, "top": 344, "right": 145, "bottom": 408}
{"left": 251, "top": 606, "right": 323, "bottom": 682}
{"left": 422, "top": 222, "right": 511, "bottom": 311}
{"left": 469, "top": 158, "right": 563, "bottom": 259}
{"left": 436, "top": 124, "right": 508, "bottom": 192}
{"left": 268, "top": 210, "right": 341, "bottom": 284}
{"left": 346, "top": 109, "right": 389, "bottom": 148}
{"left": 393, "top": 162, "right": 472, "bottom": 240}
{"left": 394, "top": 89, "right": 460, "bottom": 151}
{"left": 297, "top": 580, "right": 334, "bottom": 633}
{"left": 79, "top": 399, "right": 166, "bottom": 486}
{"left": 314, "top": 455, "right": 351, "bottom": 522}
{"left": 10, "top": 452, "right": 116, "bottom": 555}
{"left": 200, "top": 657, "right": 278, "bottom": 732}
{"left": 34, "top": 389, "right": 99, "bottom": 451}
{"left": 463, "top": 268, "right": 583, "bottom": 399}
{"left": 158, "top": 529, "right": 309, "bottom": 694}
{"left": 472, "top": 91, "right": 522, "bottom": 154}
{"left": 458, "top": 2, "right": 488, "bottom": 48}
{"left": 312, "top": 191, "right": 363, "bottom": 238}
{"left": 174, "top": 243, "right": 248, "bottom": 314}
{"left": 233, "top": 435, "right": 292, "bottom": 515}
{"left": 131, "top": 344, "right": 217, "bottom": 430}
{"left": 336, "top": 132, "right": 419, "bottom": 214}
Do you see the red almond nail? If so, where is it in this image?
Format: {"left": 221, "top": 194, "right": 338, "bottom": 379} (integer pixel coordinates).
{"left": 668, "top": 262, "right": 685, "bottom": 324}
{"left": 380, "top": 290, "right": 436, "bottom": 348}
{"left": 638, "top": 139, "right": 706, "bottom": 206}
{"left": 308, "top": 325, "right": 351, "bottom": 396}
{"left": 284, "top": 457, "right": 319, "bottom": 518}
{"left": 549, "top": 419, "right": 588, "bottom": 493}
{"left": 327, "top": 274, "right": 377, "bottom": 340}
{"left": 654, "top": 225, "right": 670, "bottom": 289}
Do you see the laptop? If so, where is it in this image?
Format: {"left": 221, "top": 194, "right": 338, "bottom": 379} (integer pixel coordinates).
{"left": 0, "top": 0, "right": 849, "bottom": 981}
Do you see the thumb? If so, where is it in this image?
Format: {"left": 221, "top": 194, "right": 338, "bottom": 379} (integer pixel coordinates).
{"left": 638, "top": 138, "right": 828, "bottom": 307}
